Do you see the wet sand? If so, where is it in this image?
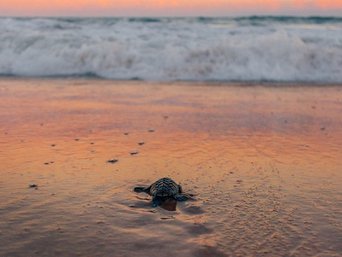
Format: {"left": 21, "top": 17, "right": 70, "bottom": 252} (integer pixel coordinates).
{"left": 0, "top": 79, "right": 341, "bottom": 257}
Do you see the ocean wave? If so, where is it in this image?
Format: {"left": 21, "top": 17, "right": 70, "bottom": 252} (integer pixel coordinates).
{"left": 0, "top": 17, "right": 341, "bottom": 82}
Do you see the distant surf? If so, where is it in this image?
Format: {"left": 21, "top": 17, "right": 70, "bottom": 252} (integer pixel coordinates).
{"left": 0, "top": 16, "right": 341, "bottom": 83}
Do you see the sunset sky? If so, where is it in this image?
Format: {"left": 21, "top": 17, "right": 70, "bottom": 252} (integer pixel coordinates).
{"left": 0, "top": 0, "right": 341, "bottom": 16}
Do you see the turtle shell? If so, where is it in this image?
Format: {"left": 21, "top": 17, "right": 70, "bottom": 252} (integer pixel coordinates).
{"left": 149, "top": 177, "right": 180, "bottom": 197}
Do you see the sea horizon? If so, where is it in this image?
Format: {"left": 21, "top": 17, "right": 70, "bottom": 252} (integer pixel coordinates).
{"left": 1, "top": 14, "right": 341, "bottom": 18}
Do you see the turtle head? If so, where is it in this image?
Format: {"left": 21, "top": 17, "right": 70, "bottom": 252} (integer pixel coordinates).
{"left": 152, "top": 196, "right": 163, "bottom": 207}
{"left": 160, "top": 198, "right": 177, "bottom": 211}
{"left": 151, "top": 195, "right": 171, "bottom": 207}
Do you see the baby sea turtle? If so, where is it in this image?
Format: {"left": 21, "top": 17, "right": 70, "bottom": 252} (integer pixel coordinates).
{"left": 134, "top": 177, "right": 194, "bottom": 207}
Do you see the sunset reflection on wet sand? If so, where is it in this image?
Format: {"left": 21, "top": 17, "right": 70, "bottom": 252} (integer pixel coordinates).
{"left": 0, "top": 79, "right": 341, "bottom": 257}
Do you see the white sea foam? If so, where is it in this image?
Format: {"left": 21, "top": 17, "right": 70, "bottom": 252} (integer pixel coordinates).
{"left": 0, "top": 17, "right": 341, "bottom": 82}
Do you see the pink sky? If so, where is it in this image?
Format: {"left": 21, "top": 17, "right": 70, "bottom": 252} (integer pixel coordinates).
{"left": 0, "top": 0, "right": 341, "bottom": 16}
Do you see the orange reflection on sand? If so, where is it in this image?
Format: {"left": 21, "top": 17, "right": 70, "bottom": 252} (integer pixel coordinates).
{"left": 0, "top": 79, "right": 342, "bottom": 257}
{"left": 1, "top": 79, "right": 342, "bottom": 178}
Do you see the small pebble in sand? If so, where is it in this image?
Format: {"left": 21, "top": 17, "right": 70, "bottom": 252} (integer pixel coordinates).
{"left": 44, "top": 162, "right": 50, "bottom": 165}
{"left": 90, "top": 142, "right": 94, "bottom": 145}
{"left": 29, "top": 184, "right": 38, "bottom": 188}
{"left": 148, "top": 129, "right": 155, "bottom": 132}
{"left": 107, "top": 159, "right": 118, "bottom": 164}
{"left": 124, "top": 132, "right": 129, "bottom": 135}
{"left": 130, "top": 151, "right": 139, "bottom": 155}
{"left": 51, "top": 144, "right": 56, "bottom": 147}
{"left": 138, "top": 141, "right": 145, "bottom": 146}
{"left": 74, "top": 138, "right": 80, "bottom": 141}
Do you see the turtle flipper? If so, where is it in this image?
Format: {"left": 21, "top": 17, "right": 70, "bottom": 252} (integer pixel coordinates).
{"left": 134, "top": 186, "right": 149, "bottom": 193}
{"left": 174, "top": 193, "right": 194, "bottom": 201}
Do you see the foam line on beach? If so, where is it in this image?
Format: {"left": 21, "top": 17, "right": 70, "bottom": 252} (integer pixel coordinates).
{"left": 0, "top": 17, "right": 341, "bottom": 82}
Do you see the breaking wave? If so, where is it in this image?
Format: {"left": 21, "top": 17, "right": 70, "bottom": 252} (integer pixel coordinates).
{"left": 0, "top": 17, "right": 341, "bottom": 82}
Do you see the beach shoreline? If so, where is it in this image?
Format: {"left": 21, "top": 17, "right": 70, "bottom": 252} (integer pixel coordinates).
{"left": 1, "top": 78, "right": 341, "bottom": 257}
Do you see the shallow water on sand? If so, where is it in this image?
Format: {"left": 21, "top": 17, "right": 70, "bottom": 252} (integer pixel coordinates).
{"left": 0, "top": 79, "right": 341, "bottom": 257}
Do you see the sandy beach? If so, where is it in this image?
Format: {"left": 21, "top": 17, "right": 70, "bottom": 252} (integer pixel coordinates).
{"left": 0, "top": 78, "right": 341, "bottom": 257}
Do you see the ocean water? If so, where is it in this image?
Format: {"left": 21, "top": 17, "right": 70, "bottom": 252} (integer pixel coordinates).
{"left": 0, "top": 16, "right": 341, "bottom": 82}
